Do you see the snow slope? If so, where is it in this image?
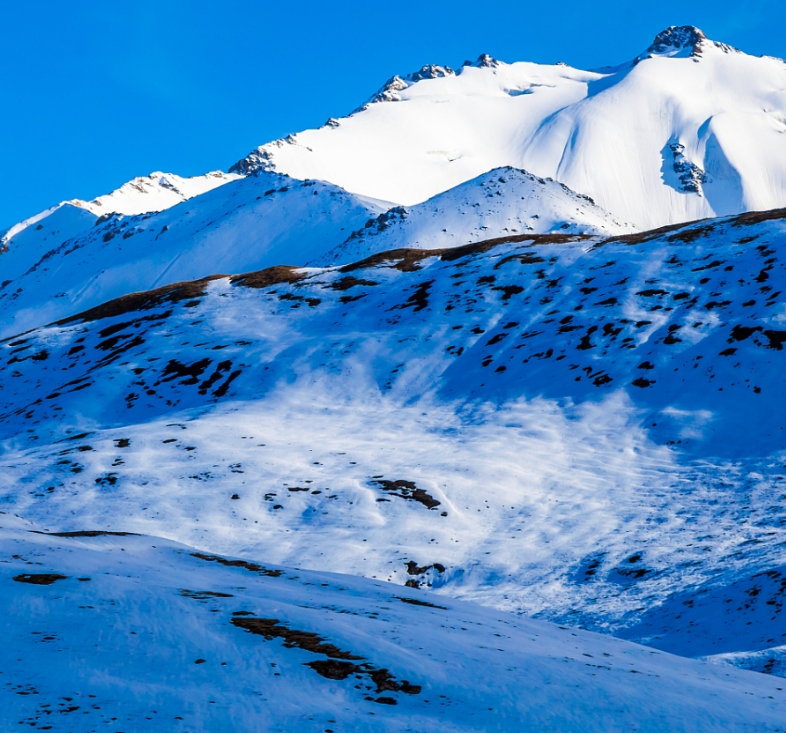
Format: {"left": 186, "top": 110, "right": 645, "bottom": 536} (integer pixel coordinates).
{"left": 233, "top": 26, "right": 786, "bottom": 229}
{"left": 0, "top": 169, "right": 628, "bottom": 338}
{"left": 3, "top": 517, "right": 784, "bottom": 732}
{"left": 2, "top": 208, "right": 786, "bottom": 678}
{"left": 1, "top": 170, "right": 239, "bottom": 254}
{"left": 312, "top": 167, "right": 632, "bottom": 266}
{"left": 0, "top": 172, "right": 390, "bottom": 338}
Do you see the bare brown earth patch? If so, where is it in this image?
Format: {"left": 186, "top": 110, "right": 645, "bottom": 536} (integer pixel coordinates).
{"left": 231, "top": 616, "right": 363, "bottom": 659}
{"left": 732, "top": 207, "right": 786, "bottom": 227}
{"left": 395, "top": 596, "right": 448, "bottom": 610}
{"left": 373, "top": 479, "right": 441, "bottom": 509}
{"left": 55, "top": 276, "right": 225, "bottom": 326}
{"left": 181, "top": 589, "right": 234, "bottom": 600}
{"left": 190, "top": 552, "right": 282, "bottom": 577}
{"left": 229, "top": 265, "right": 307, "bottom": 289}
{"left": 593, "top": 207, "right": 786, "bottom": 251}
{"left": 589, "top": 221, "right": 701, "bottom": 249}
{"left": 13, "top": 573, "right": 67, "bottom": 585}
{"left": 40, "top": 530, "right": 139, "bottom": 538}
{"left": 331, "top": 276, "right": 379, "bottom": 291}
{"left": 230, "top": 614, "right": 421, "bottom": 700}
{"left": 340, "top": 233, "right": 586, "bottom": 273}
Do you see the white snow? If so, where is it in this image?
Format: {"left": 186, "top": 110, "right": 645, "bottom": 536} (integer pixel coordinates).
{"left": 312, "top": 167, "right": 632, "bottom": 266}
{"left": 234, "top": 27, "right": 786, "bottom": 229}
{"left": 2, "top": 209, "right": 786, "bottom": 684}
{"left": 3, "top": 23, "right": 786, "bottom": 728}
{"left": 0, "top": 170, "right": 240, "bottom": 275}
{"left": 2, "top": 517, "right": 785, "bottom": 732}
{"left": 0, "top": 169, "right": 626, "bottom": 338}
{"left": 0, "top": 172, "right": 389, "bottom": 337}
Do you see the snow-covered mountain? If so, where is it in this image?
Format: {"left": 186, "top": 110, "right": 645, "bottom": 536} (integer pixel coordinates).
{"left": 0, "top": 172, "right": 390, "bottom": 337}
{"left": 4, "top": 22, "right": 786, "bottom": 729}
{"left": 3, "top": 208, "right": 786, "bottom": 681}
{"left": 0, "top": 168, "right": 628, "bottom": 338}
{"left": 3, "top": 515, "right": 784, "bottom": 732}
{"left": 0, "top": 170, "right": 240, "bottom": 298}
{"left": 233, "top": 26, "right": 786, "bottom": 230}
{"left": 1, "top": 170, "right": 239, "bottom": 257}
{"left": 312, "top": 166, "right": 632, "bottom": 266}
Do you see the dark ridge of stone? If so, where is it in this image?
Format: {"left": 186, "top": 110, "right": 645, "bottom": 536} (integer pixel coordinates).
{"left": 31, "top": 530, "right": 138, "bottom": 537}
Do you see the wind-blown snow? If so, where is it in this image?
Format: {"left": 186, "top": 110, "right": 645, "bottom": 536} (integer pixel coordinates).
{"left": 2, "top": 209, "right": 786, "bottom": 679}
{"left": 3, "top": 23, "right": 786, "bottom": 725}
{"left": 234, "top": 27, "right": 786, "bottom": 230}
{"left": 3, "top": 517, "right": 784, "bottom": 732}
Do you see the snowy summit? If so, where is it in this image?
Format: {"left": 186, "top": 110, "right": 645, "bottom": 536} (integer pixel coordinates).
{"left": 234, "top": 26, "right": 786, "bottom": 230}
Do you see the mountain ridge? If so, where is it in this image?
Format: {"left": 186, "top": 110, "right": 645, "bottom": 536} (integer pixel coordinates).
{"left": 0, "top": 167, "right": 627, "bottom": 338}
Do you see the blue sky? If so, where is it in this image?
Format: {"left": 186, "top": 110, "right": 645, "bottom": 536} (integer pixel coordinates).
{"left": 1, "top": 0, "right": 784, "bottom": 228}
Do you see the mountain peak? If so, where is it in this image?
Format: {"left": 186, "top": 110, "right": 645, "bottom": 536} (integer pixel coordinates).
{"left": 358, "top": 64, "right": 456, "bottom": 111}
{"left": 638, "top": 25, "right": 738, "bottom": 61}
{"left": 462, "top": 54, "right": 502, "bottom": 69}
{"left": 406, "top": 63, "right": 455, "bottom": 82}
{"left": 648, "top": 25, "right": 706, "bottom": 56}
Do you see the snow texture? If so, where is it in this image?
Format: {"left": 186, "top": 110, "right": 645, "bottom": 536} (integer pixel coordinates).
{"left": 2, "top": 515, "right": 786, "bottom": 732}
{"left": 3, "top": 23, "right": 786, "bottom": 730}
{"left": 313, "top": 167, "right": 632, "bottom": 266}
{"left": 2, "top": 209, "right": 786, "bottom": 688}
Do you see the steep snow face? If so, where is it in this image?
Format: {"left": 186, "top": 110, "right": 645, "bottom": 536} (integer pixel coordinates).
{"left": 0, "top": 171, "right": 240, "bottom": 271}
{"left": 3, "top": 210, "right": 786, "bottom": 676}
{"left": 4, "top": 521, "right": 785, "bottom": 732}
{"left": 313, "top": 167, "right": 633, "bottom": 266}
{"left": 233, "top": 26, "right": 786, "bottom": 230}
{"left": 0, "top": 172, "right": 389, "bottom": 337}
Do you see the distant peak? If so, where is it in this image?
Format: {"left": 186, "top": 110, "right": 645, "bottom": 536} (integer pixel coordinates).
{"left": 229, "top": 148, "right": 274, "bottom": 176}
{"left": 638, "top": 25, "right": 738, "bottom": 61}
{"left": 406, "top": 64, "right": 455, "bottom": 82}
{"left": 463, "top": 54, "right": 502, "bottom": 69}
{"left": 356, "top": 64, "right": 455, "bottom": 112}
{"left": 649, "top": 25, "right": 706, "bottom": 55}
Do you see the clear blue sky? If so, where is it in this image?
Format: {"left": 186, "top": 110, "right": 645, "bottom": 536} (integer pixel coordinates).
{"left": 1, "top": 0, "right": 784, "bottom": 228}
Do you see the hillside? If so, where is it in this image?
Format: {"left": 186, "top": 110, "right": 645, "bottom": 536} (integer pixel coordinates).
{"left": 2, "top": 208, "right": 786, "bottom": 678}
{"left": 0, "top": 172, "right": 390, "bottom": 337}
{"left": 0, "top": 168, "right": 627, "bottom": 338}
{"left": 1, "top": 170, "right": 239, "bottom": 264}
{"left": 3, "top": 515, "right": 784, "bottom": 732}
{"left": 312, "top": 167, "right": 632, "bottom": 266}
{"left": 3, "top": 22, "right": 786, "bottom": 727}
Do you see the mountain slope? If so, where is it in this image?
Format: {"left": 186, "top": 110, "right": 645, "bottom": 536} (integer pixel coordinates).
{"left": 0, "top": 168, "right": 628, "bottom": 339}
{"left": 4, "top": 516, "right": 784, "bottom": 732}
{"left": 233, "top": 26, "right": 786, "bottom": 229}
{"left": 1, "top": 170, "right": 239, "bottom": 256}
{"left": 2, "top": 209, "right": 786, "bottom": 676}
{"left": 312, "top": 166, "right": 632, "bottom": 266}
{"left": 0, "top": 172, "right": 390, "bottom": 337}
